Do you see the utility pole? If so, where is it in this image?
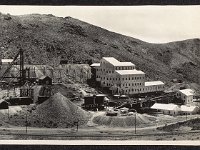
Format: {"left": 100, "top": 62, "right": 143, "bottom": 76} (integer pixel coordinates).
{"left": 26, "top": 106, "right": 28, "bottom": 134}
{"left": 186, "top": 112, "right": 187, "bottom": 121}
{"left": 132, "top": 109, "right": 137, "bottom": 134}
{"left": 76, "top": 107, "right": 79, "bottom": 132}
{"left": 13, "top": 84, "right": 16, "bottom": 97}
{"left": 7, "top": 106, "right": 9, "bottom": 120}
{"left": 135, "top": 112, "right": 137, "bottom": 134}
{"left": 19, "top": 48, "right": 25, "bottom": 86}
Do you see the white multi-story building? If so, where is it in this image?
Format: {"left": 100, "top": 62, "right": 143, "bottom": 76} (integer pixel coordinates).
{"left": 91, "top": 57, "right": 164, "bottom": 95}
{"left": 176, "top": 89, "right": 195, "bottom": 105}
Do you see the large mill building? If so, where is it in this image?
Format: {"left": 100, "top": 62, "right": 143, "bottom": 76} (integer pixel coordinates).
{"left": 91, "top": 57, "right": 164, "bottom": 95}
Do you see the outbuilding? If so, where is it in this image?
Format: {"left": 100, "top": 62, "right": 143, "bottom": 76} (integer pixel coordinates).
{"left": 1, "top": 59, "right": 13, "bottom": 65}
{"left": 0, "top": 100, "right": 8, "bottom": 109}
{"left": 38, "top": 76, "right": 52, "bottom": 85}
{"left": 151, "top": 103, "right": 180, "bottom": 116}
{"left": 180, "top": 105, "right": 199, "bottom": 115}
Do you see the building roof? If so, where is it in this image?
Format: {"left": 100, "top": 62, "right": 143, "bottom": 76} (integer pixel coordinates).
{"left": 179, "top": 89, "right": 195, "bottom": 96}
{"left": 96, "top": 94, "right": 107, "bottom": 97}
{"left": 104, "top": 97, "right": 109, "bottom": 101}
{"left": 102, "top": 57, "right": 135, "bottom": 67}
{"left": 151, "top": 103, "right": 179, "bottom": 111}
{"left": 180, "top": 105, "right": 199, "bottom": 112}
{"left": 145, "top": 81, "right": 164, "bottom": 86}
{"left": 115, "top": 69, "right": 145, "bottom": 75}
{"left": 117, "top": 62, "right": 135, "bottom": 66}
{"left": 1, "top": 59, "right": 13, "bottom": 63}
{"left": 90, "top": 63, "right": 100, "bottom": 67}
{"left": 0, "top": 99, "right": 7, "bottom": 104}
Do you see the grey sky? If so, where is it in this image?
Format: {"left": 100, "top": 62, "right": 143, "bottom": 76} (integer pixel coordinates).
{"left": 0, "top": 6, "right": 199, "bottom": 43}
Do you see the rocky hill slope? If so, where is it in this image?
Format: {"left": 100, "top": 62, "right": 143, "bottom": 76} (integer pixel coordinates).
{"left": 0, "top": 13, "right": 200, "bottom": 87}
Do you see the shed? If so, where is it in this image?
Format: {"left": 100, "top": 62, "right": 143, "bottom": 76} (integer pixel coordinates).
{"left": 38, "top": 76, "right": 52, "bottom": 85}
{"left": 0, "top": 100, "right": 8, "bottom": 109}
{"left": 95, "top": 94, "right": 106, "bottom": 104}
{"left": 180, "top": 105, "right": 199, "bottom": 115}
{"left": 1, "top": 59, "right": 13, "bottom": 65}
{"left": 151, "top": 103, "right": 180, "bottom": 115}
{"left": 7, "top": 97, "right": 32, "bottom": 105}
{"left": 84, "top": 96, "right": 95, "bottom": 105}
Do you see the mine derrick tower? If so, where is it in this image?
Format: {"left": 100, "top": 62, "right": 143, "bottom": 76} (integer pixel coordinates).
{"left": 0, "top": 48, "right": 28, "bottom": 86}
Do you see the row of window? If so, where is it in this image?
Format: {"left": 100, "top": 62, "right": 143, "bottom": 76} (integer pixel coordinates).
{"left": 124, "top": 88, "right": 144, "bottom": 93}
{"left": 97, "top": 67, "right": 135, "bottom": 73}
{"left": 97, "top": 76, "right": 145, "bottom": 81}
{"left": 123, "top": 86, "right": 162, "bottom": 94}
{"left": 146, "top": 86, "right": 162, "bottom": 91}
{"left": 103, "top": 82, "right": 142, "bottom": 87}
{"left": 122, "top": 83, "right": 142, "bottom": 87}
{"left": 96, "top": 69, "right": 114, "bottom": 73}
{"left": 99, "top": 62, "right": 134, "bottom": 71}
{"left": 115, "top": 66, "right": 134, "bottom": 70}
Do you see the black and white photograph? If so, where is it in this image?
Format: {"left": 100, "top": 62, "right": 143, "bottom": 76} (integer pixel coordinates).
{"left": 0, "top": 5, "right": 199, "bottom": 143}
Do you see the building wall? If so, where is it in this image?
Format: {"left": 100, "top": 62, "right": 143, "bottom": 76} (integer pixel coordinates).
{"left": 120, "top": 74, "right": 145, "bottom": 95}
{"left": 176, "top": 92, "right": 193, "bottom": 104}
{"left": 145, "top": 85, "right": 164, "bottom": 93}
{"left": 162, "top": 109, "right": 179, "bottom": 116}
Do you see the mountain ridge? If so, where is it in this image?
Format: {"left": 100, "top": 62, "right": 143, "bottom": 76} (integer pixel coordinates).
{"left": 0, "top": 13, "right": 200, "bottom": 89}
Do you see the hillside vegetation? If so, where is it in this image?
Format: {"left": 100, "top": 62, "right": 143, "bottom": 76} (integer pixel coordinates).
{"left": 0, "top": 13, "right": 200, "bottom": 88}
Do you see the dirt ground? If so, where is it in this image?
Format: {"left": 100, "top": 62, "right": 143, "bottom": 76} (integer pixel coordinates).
{"left": 0, "top": 108, "right": 199, "bottom": 140}
{"left": 0, "top": 80, "right": 199, "bottom": 140}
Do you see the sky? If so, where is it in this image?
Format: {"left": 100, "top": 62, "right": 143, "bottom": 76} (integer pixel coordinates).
{"left": 0, "top": 5, "right": 199, "bottom": 43}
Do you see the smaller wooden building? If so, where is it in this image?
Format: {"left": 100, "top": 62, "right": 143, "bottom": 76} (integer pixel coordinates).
{"left": 38, "top": 76, "right": 52, "bottom": 85}
{"left": 151, "top": 103, "right": 180, "bottom": 116}
{"left": 0, "top": 100, "right": 8, "bottom": 109}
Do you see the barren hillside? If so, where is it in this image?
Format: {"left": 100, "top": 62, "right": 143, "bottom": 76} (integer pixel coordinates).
{"left": 0, "top": 13, "right": 200, "bottom": 88}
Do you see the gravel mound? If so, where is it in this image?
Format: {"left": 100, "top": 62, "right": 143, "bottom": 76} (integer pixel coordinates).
{"left": 31, "top": 92, "right": 89, "bottom": 128}
{"left": 93, "top": 113, "right": 156, "bottom": 128}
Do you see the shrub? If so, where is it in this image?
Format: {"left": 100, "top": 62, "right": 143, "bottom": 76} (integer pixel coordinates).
{"left": 4, "top": 14, "right": 12, "bottom": 20}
